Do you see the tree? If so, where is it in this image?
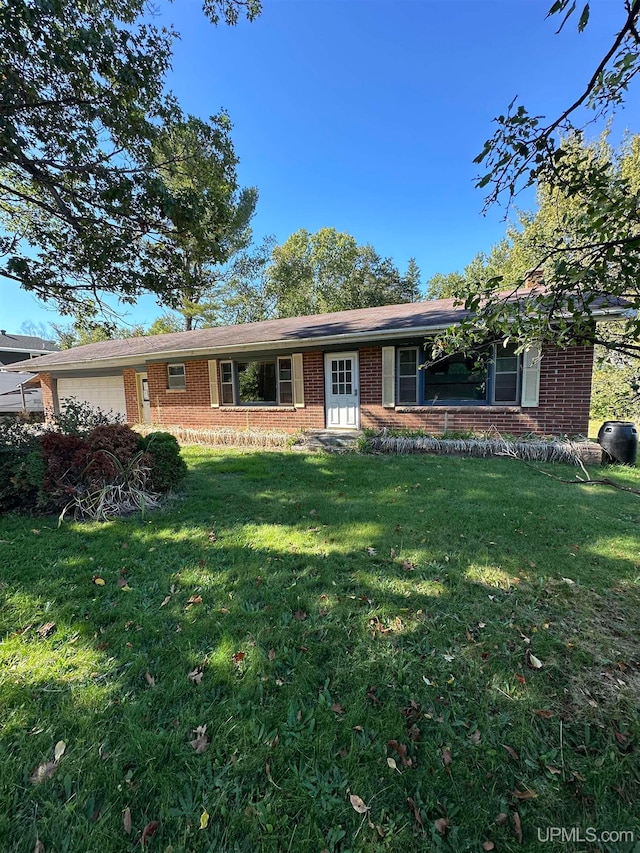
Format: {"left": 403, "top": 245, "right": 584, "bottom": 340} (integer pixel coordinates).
{"left": 403, "top": 258, "right": 423, "bottom": 302}
{"left": 146, "top": 116, "right": 258, "bottom": 331}
{"left": 266, "top": 228, "right": 419, "bottom": 318}
{"left": 0, "top": 0, "right": 261, "bottom": 318}
{"left": 146, "top": 313, "right": 185, "bottom": 336}
{"left": 439, "top": 1, "right": 640, "bottom": 373}
{"left": 51, "top": 320, "right": 145, "bottom": 350}
{"left": 218, "top": 235, "right": 278, "bottom": 325}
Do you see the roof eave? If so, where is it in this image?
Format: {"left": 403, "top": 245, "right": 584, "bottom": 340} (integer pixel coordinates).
{"left": 6, "top": 323, "right": 455, "bottom": 373}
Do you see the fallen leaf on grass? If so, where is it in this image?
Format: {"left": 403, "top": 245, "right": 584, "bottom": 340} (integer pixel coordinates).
{"left": 160, "top": 595, "right": 171, "bottom": 607}
{"left": 199, "top": 810, "right": 209, "bottom": 830}
{"left": 268, "top": 648, "right": 276, "bottom": 661}
{"left": 141, "top": 820, "right": 159, "bottom": 846}
{"left": 387, "top": 740, "right": 412, "bottom": 767}
{"left": 330, "top": 702, "right": 345, "bottom": 714}
{"left": 145, "top": 672, "right": 156, "bottom": 688}
{"left": 502, "top": 744, "right": 519, "bottom": 761}
{"left": 186, "top": 595, "right": 202, "bottom": 607}
{"left": 441, "top": 748, "right": 452, "bottom": 766}
{"left": 513, "top": 810, "right": 523, "bottom": 844}
{"left": 533, "top": 709, "right": 555, "bottom": 719}
{"left": 232, "top": 652, "right": 245, "bottom": 666}
{"left": 116, "top": 577, "right": 129, "bottom": 589}
{"left": 408, "top": 725, "right": 421, "bottom": 742}
{"left": 293, "top": 609, "right": 307, "bottom": 621}
{"left": 366, "top": 547, "right": 377, "bottom": 556}
{"left": 92, "top": 576, "right": 105, "bottom": 586}
{"left": 34, "top": 840, "right": 45, "bottom": 853}
{"left": 407, "top": 797, "right": 423, "bottom": 828}
{"left": 387, "top": 757, "right": 398, "bottom": 770}
{"left": 434, "top": 817, "right": 449, "bottom": 835}
{"left": 188, "top": 667, "right": 204, "bottom": 684}
{"left": 482, "top": 842, "right": 495, "bottom": 851}
{"left": 349, "top": 794, "right": 369, "bottom": 814}
{"left": 526, "top": 650, "right": 543, "bottom": 669}
{"left": 190, "top": 725, "right": 209, "bottom": 754}
{"left": 30, "top": 761, "right": 57, "bottom": 784}
{"left": 614, "top": 730, "right": 628, "bottom": 745}
{"left": 123, "top": 807, "right": 132, "bottom": 835}
{"left": 495, "top": 812, "right": 509, "bottom": 826}
{"left": 36, "top": 622, "right": 56, "bottom": 639}
{"left": 512, "top": 787, "right": 537, "bottom": 800}
{"left": 515, "top": 673, "right": 527, "bottom": 685}
{"left": 54, "top": 740, "right": 66, "bottom": 762}
{"left": 546, "top": 765, "right": 562, "bottom": 775}
{"left": 469, "top": 729, "right": 481, "bottom": 744}
{"left": 366, "top": 686, "right": 381, "bottom": 705}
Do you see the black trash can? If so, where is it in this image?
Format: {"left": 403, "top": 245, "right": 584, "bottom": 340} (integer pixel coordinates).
{"left": 597, "top": 421, "right": 638, "bottom": 466}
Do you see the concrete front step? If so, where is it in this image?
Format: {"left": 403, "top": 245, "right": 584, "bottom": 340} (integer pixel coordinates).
{"left": 293, "top": 429, "right": 362, "bottom": 453}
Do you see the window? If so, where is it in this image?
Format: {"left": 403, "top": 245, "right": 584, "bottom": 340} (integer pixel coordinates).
{"left": 398, "top": 348, "right": 418, "bottom": 403}
{"left": 219, "top": 357, "right": 297, "bottom": 406}
{"left": 424, "top": 353, "right": 487, "bottom": 402}
{"left": 395, "top": 343, "right": 522, "bottom": 406}
{"left": 220, "top": 361, "right": 234, "bottom": 404}
{"left": 278, "top": 358, "right": 293, "bottom": 404}
{"left": 492, "top": 342, "right": 520, "bottom": 403}
{"left": 167, "top": 363, "right": 186, "bottom": 390}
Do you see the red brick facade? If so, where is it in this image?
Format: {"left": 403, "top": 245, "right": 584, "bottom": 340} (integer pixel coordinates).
{"left": 121, "top": 368, "right": 139, "bottom": 424}
{"left": 144, "top": 352, "right": 326, "bottom": 431}
{"left": 359, "top": 344, "right": 594, "bottom": 436}
{"left": 39, "top": 372, "right": 55, "bottom": 416}
{"left": 45, "top": 342, "right": 595, "bottom": 437}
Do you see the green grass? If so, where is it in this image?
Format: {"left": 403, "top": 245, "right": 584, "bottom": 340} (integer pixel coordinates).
{"left": 1, "top": 449, "right": 639, "bottom": 852}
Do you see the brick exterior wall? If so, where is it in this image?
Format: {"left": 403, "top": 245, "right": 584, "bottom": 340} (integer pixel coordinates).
{"left": 359, "top": 344, "right": 594, "bottom": 436}
{"left": 122, "top": 369, "right": 140, "bottom": 424}
{"left": 39, "top": 372, "right": 56, "bottom": 418}
{"left": 143, "top": 352, "right": 325, "bottom": 431}
{"left": 89, "top": 342, "right": 594, "bottom": 437}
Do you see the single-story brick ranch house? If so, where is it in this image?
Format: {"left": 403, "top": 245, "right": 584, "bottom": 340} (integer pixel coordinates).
{"left": 8, "top": 294, "right": 624, "bottom": 436}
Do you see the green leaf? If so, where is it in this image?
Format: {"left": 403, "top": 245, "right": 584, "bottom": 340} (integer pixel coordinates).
{"left": 577, "top": 3, "right": 590, "bottom": 31}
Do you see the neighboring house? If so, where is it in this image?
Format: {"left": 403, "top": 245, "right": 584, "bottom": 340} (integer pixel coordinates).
{"left": 0, "top": 372, "right": 43, "bottom": 414}
{"left": 0, "top": 331, "right": 57, "bottom": 414}
{"left": 6, "top": 295, "right": 626, "bottom": 435}
{"left": 0, "top": 331, "right": 59, "bottom": 365}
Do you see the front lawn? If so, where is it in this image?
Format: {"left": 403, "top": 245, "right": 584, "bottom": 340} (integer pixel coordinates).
{"left": 1, "top": 449, "right": 639, "bottom": 852}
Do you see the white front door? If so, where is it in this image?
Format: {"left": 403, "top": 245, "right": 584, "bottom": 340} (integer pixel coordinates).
{"left": 324, "top": 352, "right": 359, "bottom": 429}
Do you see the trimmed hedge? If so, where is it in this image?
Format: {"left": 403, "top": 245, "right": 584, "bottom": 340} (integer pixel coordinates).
{"left": 137, "top": 431, "right": 187, "bottom": 493}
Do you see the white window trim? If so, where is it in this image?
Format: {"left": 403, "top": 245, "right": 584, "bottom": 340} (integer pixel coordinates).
{"left": 396, "top": 346, "right": 419, "bottom": 405}
{"left": 490, "top": 343, "right": 521, "bottom": 405}
{"left": 277, "top": 356, "right": 293, "bottom": 406}
{"left": 167, "top": 363, "right": 186, "bottom": 390}
{"left": 220, "top": 360, "right": 234, "bottom": 405}
{"left": 219, "top": 356, "right": 301, "bottom": 407}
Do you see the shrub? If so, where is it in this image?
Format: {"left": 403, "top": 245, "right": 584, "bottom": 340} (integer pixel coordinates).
{"left": 138, "top": 431, "right": 187, "bottom": 492}
{"left": 39, "top": 432, "right": 90, "bottom": 508}
{"left": 0, "top": 419, "right": 43, "bottom": 512}
{"left": 84, "top": 424, "right": 141, "bottom": 484}
{"left": 49, "top": 397, "right": 123, "bottom": 437}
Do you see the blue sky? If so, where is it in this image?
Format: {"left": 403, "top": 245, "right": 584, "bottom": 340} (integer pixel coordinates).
{"left": 3, "top": 0, "right": 635, "bottom": 333}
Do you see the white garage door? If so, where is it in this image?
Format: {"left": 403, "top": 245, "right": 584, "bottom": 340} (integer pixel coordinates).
{"left": 57, "top": 376, "right": 127, "bottom": 418}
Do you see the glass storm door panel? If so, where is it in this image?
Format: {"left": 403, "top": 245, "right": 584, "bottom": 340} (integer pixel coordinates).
{"left": 140, "top": 374, "right": 151, "bottom": 423}
{"left": 324, "top": 352, "right": 359, "bottom": 428}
